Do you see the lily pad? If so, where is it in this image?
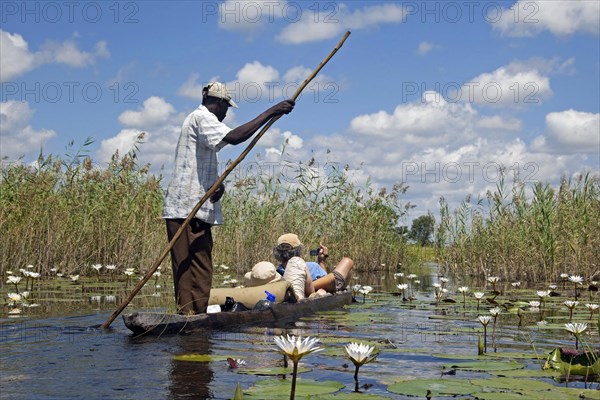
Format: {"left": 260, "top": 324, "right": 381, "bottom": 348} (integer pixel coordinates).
{"left": 173, "top": 354, "right": 229, "bottom": 362}
{"left": 491, "top": 368, "right": 561, "bottom": 378}
{"left": 312, "top": 393, "right": 390, "bottom": 399}
{"left": 443, "top": 360, "right": 525, "bottom": 371}
{"left": 471, "top": 389, "right": 574, "bottom": 400}
{"left": 244, "top": 378, "right": 344, "bottom": 397}
{"left": 387, "top": 378, "right": 479, "bottom": 397}
{"left": 237, "top": 366, "right": 311, "bottom": 376}
{"left": 469, "top": 377, "right": 557, "bottom": 391}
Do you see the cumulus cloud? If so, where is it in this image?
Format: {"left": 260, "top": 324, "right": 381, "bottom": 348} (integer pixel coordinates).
{"left": 0, "top": 29, "right": 109, "bottom": 81}
{"left": 0, "top": 101, "right": 56, "bottom": 159}
{"left": 277, "top": 3, "right": 405, "bottom": 44}
{"left": 118, "top": 96, "right": 177, "bottom": 128}
{"left": 532, "top": 109, "right": 600, "bottom": 153}
{"left": 96, "top": 125, "right": 180, "bottom": 170}
{"left": 494, "top": 1, "right": 600, "bottom": 37}
{"left": 461, "top": 59, "right": 552, "bottom": 108}
{"left": 179, "top": 62, "right": 336, "bottom": 104}
{"left": 0, "top": 31, "right": 37, "bottom": 81}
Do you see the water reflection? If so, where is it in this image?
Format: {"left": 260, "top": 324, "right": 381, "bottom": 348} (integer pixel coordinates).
{"left": 169, "top": 334, "right": 214, "bottom": 399}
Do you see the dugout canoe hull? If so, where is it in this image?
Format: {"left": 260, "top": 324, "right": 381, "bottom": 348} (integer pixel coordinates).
{"left": 122, "top": 291, "right": 353, "bottom": 335}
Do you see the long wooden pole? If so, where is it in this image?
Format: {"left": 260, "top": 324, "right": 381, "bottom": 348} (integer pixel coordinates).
{"left": 101, "top": 31, "right": 351, "bottom": 329}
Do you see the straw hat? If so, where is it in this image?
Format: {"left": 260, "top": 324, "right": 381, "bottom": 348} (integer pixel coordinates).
{"left": 202, "top": 81, "right": 238, "bottom": 108}
{"left": 277, "top": 233, "right": 302, "bottom": 248}
{"left": 244, "top": 262, "right": 282, "bottom": 287}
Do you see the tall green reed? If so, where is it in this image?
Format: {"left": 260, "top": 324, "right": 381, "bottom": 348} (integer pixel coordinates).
{"left": 437, "top": 171, "right": 600, "bottom": 282}
{"left": 1, "top": 145, "right": 415, "bottom": 279}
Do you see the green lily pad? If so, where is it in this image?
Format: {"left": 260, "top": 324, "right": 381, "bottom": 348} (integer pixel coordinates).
{"left": 173, "top": 354, "right": 229, "bottom": 362}
{"left": 469, "top": 377, "right": 557, "bottom": 391}
{"left": 471, "top": 389, "right": 573, "bottom": 400}
{"left": 244, "top": 378, "right": 344, "bottom": 397}
{"left": 237, "top": 366, "right": 311, "bottom": 376}
{"left": 444, "top": 360, "right": 525, "bottom": 371}
{"left": 312, "top": 393, "right": 390, "bottom": 399}
{"left": 491, "top": 368, "right": 561, "bottom": 378}
{"left": 387, "top": 378, "right": 479, "bottom": 397}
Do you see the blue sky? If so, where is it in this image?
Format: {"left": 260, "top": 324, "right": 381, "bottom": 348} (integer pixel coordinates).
{"left": 1, "top": 1, "right": 599, "bottom": 219}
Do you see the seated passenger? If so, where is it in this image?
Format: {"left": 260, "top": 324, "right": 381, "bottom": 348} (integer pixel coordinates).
{"left": 243, "top": 261, "right": 283, "bottom": 287}
{"left": 273, "top": 233, "right": 353, "bottom": 299}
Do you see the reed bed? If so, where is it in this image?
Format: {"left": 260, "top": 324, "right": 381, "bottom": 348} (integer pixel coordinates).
{"left": 1, "top": 149, "right": 414, "bottom": 280}
{"left": 436, "top": 172, "right": 600, "bottom": 283}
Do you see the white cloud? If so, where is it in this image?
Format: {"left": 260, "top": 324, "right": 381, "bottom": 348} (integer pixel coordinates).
{"left": 277, "top": 3, "right": 405, "bottom": 44}
{"left": 96, "top": 125, "right": 181, "bottom": 170}
{"left": 0, "top": 31, "right": 37, "bottom": 81}
{"left": 417, "top": 41, "right": 434, "bottom": 55}
{"left": 461, "top": 59, "right": 552, "bottom": 108}
{"left": 0, "top": 29, "right": 109, "bottom": 81}
{"left": 0, "top": 101, "right": 56, "bottom": 159}
{"left": 494, "top": 1, "right": 600, "bottom": 37}
{"left": 177, "top": 73, "right": 209, "bottom": 100}
{"left": 118, "top": 96, "right": 176, "bottom": 128}
{"left": 532, "top": 109, "right": 600, "bottom": 153}
{"left": 476, "top": 115, "right": 522, "bottom": 131}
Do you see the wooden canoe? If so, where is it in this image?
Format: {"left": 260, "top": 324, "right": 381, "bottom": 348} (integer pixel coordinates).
{"left": 122, "top": 291, "right": 353, "bottom": 335}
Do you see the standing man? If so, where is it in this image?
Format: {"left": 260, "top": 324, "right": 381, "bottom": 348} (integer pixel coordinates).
{"left": 163, "top": 82, "right": 294, "bottom": 314}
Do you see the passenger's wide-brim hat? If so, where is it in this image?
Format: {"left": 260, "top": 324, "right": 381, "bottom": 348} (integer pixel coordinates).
{"left": 203, "top": 81, "right": 238, "bottom": 108}
{"left": 277, "top": 233, "right": 302, "bottom": 248}
{"left": 244, "top": 261, "right": 282, "bottom": 287}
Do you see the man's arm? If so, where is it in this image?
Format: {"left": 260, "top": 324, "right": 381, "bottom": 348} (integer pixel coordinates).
{"left": 222, "top": 100, "right": 294, "bottom": 145}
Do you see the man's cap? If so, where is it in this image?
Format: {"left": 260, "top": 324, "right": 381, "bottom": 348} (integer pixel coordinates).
{"left": 203, "top": 82, "right": 238, "bottom": 108}
{"left": 277, "top": 233, "right": 303, "bottom": 248}
{"left": 244, "top": 261, "right": 282, "bottom": 287}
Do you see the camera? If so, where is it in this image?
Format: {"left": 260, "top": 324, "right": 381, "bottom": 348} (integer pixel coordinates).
{"left": 309, "top": 249, "right": 320, "bottom": 257}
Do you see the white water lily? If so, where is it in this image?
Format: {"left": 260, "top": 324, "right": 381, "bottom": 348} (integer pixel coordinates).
{"left": 124, "top": 268, "right": 135, "bottom": 276}
{"left": 585, "top": 303, "right": 599, "bottom": 319}
{"left": 393, "top": 272, "right": 404, "bottom": 279}
{"left": 406, "top": 274, "right": 418, "bottom": 280}
{"left": 7, "top": 276, "right": 21, "bottom": 284}
{"left": 560, "top": 273, "right": 569, "bottom": 279}
{"left": 344, "top": 342, "right": 378, "bottom": 366}
{"left": 7, "top": 293, "right": 22, "bottom": 304}
{"left": 458, "top": 286, "right": 469, "bottom": 293}
{"left": 548, "top": 284, "right": 557, "bottom": 290}
{"left": 529, "top": 300, "right": 541, "bottom": 308}
{"left": 432, "top": 283, "right": 442, "bottom": 289}
{"left": 565, "top": 322, "right": 588, "bottom": 349}
{"left": 413, "top": 280, "right": 420, "bottom": 285}
{"left": 473, "top": 292, "right": 485, "bottom": 299}
{"left": 358, "top": 286, "right": 373, "bottom": 295}
{"left": 397, "top": 283, "right": 408, "bottom": 290}
{"left": 568, "top": 275, "right": 584, "bottom": 285}
{"left": 69, "top": 275, "right": 79, "bottom": 282}
{"left": 29, "top": 272, "right": 40, "bottom": 279}
{"left": 91, "top": 264, "right": 103, "bottom": 271}
{"left": 274, "top": 334, "right": 322, "bottom": 400}
{"left": 344, "top": 342, "right": 378, "bottom": 392}
{"left": 536, "top": 290, "right": 550, "bottom": 298}
{"left": 274, "top": 335, "right": 323, "bottom": 363}
{"left": 489, "top": 308, "right": 501, "bottom": 317}
{"left": 487, "top": 276, "right": 500, "bottom": 283}
{"left": 564, "top": 300, "right": 579, "bottom": 308}
{"left": 105, "top": 264, "right": 116, "bottom": 271}
{"left": 565, "top": 322, "right": 588, "bottom": 335}
{"left": 511, "top": 281, "right": 521, "bottom": 287}
{"left": 478, "top": 315, "right": 492, "bottom": 326}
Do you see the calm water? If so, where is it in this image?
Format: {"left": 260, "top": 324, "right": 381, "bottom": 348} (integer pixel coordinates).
{"left": 1, "top": 269, "right": 598, "bottom": 399}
